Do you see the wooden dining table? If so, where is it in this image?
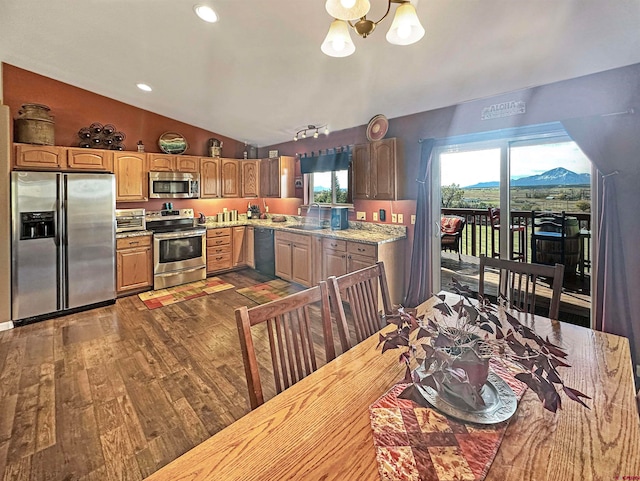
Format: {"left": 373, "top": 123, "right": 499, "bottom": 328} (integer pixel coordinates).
{"left": 145, "top": 295, "right": 640, "bottom": 481}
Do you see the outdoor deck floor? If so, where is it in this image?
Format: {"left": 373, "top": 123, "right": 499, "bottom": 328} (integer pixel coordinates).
{"left": 440, "top": 252, "right": 591, "bottom": 327}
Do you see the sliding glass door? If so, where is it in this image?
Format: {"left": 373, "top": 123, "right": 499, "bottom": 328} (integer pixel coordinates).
{"left": 431, "top": 127, "right": 592, "bottom": 316}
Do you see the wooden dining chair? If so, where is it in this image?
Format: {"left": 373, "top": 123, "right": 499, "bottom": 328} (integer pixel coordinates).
{"left": 478, "top": 255, "right": 564, "bottom": 319}
{"left": 327, "top": 261, "right": 393, "bottom": 350}
{"left": 235, "top": 280, "right": 336, "bottom": 410}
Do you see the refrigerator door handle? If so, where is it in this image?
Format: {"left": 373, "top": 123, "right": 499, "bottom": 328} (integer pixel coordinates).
{"left": 58, "top": 174, "right": 67, "bottom": 311}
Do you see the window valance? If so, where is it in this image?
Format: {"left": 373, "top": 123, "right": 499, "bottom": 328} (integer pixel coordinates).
{"left": 300, "top": 146, "right": 352, "bottom": 174}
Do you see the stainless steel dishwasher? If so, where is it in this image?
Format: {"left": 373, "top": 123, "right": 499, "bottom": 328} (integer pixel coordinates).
{"left": 254, "top": 227, "right": 275, "bottom": 277}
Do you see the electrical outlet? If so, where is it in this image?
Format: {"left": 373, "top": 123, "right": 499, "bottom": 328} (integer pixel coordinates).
{"left": 297, "top": 207, "right": 301, "bottom": 215}
{"left": 411, "top": 215, "right": 416, "bottom": 225}
{"left": 398, "top": 214, "right": 404, "bottom": 224}
{"left": 356, "top": 211, "right": 366, "bottom": 220}
{"left": 391, "top": 213, "right": 397, "bottom": 223}
{"left": 265, "top": 206, "right": 269, "bottom": 213}
{"left": 372, "top": 212, "right": 378, "bottom": 221}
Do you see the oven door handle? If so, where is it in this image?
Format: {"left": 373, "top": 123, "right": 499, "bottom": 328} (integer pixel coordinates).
{"left": 155, "top": 266, "right": 205, "bottom": 278}
{"left": 154, "top": 229, "right": 206, "bottom": 240}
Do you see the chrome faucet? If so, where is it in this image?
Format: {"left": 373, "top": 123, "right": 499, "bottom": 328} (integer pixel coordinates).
{"left": 309, "top": 203, "right": 322, "bottom": 227}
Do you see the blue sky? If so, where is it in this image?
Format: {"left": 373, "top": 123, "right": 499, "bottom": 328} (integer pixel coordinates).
{"left": 440, "top": 141, "right": 591, "bottom": 187}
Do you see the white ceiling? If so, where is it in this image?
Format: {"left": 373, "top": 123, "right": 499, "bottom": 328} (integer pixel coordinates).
{"left": 1, "top": 0, "right": 639, "bottom": 147}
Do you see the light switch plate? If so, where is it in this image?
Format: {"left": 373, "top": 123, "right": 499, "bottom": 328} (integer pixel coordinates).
{"left": 356, "top": 211, "right": 366, "bottom": 220}
{"left": 411, "top": 215, "right": 416, "bottom": 225}
{"left": 373, "top": 212, "right": 378, "bottom": 221}
{"left": 398, "top": 214, "right": 404, "bottom": 224}
{"left": 391, "top": 213, "right": 397, "bottom": 223}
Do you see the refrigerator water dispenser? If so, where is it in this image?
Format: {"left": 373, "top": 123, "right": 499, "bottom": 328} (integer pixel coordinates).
{"left": 20, "top": 211, "right": 55, "bottom": 240}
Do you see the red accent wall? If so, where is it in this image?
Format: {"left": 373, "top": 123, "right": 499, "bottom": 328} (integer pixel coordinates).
{"left": 2, "top": 63, "right": 245, "bottom": 158}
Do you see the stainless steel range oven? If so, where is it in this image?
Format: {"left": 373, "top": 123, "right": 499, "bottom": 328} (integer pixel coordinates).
{"left": 146, "top": 209, "right": 206, "bottom": 290}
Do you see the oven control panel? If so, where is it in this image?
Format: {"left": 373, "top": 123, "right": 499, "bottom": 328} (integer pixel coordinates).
{"left": 146, "top": 208, "right": 194, "bottom": 220}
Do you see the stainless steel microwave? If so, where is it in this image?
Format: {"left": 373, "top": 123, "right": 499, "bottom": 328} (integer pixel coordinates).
{"left": 149, "top": 171, "right": 200, "bottom": 199}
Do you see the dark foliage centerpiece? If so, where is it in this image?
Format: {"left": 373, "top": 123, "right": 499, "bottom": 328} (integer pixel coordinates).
{"left": 380, "top": 280, "right": 590, "bottom": 415}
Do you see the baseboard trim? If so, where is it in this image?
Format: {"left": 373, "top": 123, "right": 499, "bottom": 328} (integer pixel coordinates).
{"left": 0, "top": 321, "right": 14, "bottom": 331}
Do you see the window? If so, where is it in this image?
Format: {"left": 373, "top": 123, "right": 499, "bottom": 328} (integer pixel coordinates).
{"left": 305, "top": 169, "right": 351, "bottom": 205}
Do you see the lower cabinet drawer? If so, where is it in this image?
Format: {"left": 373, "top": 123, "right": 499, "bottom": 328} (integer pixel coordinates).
{"left": 207, "top": 236, "right": 231, "bottom": 248}
{"left": 207, "top": 253, "right": 233, "bottom": 272}
{"left": 207, "top": 245, "right": 232, "bottom": 256}
{"left": 116, "top": 236, "right": 152, "bottom": 249}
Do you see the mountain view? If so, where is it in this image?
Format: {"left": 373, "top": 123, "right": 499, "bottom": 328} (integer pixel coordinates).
{"left": 464, "top": 167, "right": 590, "bottom": 189}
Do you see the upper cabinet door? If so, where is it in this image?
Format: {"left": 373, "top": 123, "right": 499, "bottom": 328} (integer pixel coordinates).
{"left": 352, "top": 143, "right": 371, "bottom": 199}
{"left": 200, "top": 157, "right": 221, "bottom": 198}
{"left": 176, "top": 156, "right": 199, "bottom": 173}
{"left": 67, "top": 148, "right": 113, "bottom": 172}
{"left": 14, "top": 144, "right": 66, "bottom": 170}
{"left": 221, "top": 158, "right": 240, "bottom": 198}
{"left": 371, "top": 138, "right": 396, "bottom": 200}
{"left": 241, "top": 160, "right": 260, "bottom": 197}
{"left": 148, "top": 154, "right": 174, "bottom": 171}
{"left": 114, "top": 152, "right": 148, "bottom": 202}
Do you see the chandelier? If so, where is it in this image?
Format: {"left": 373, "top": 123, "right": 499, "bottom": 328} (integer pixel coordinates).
{"left": 321, "top": 0, "right": 425, "bottom": 57}
{"left": 294, "top": 124, "right": 329, "bottom": 141}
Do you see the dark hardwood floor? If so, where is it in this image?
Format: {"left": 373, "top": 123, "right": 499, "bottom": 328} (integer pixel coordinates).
{"left": 0, "top": 269, "right": 335, "bottom": 481}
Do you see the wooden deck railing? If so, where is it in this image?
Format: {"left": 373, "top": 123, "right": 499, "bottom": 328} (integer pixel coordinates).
{"left": 441, "top": 208, "right": 592, "bottom": 277}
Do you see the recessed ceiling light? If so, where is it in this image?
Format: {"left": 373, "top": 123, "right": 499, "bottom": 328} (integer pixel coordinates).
{"left": 194, "top": 5, "right": 218, "bottom": 23}
{"left": 136, "top": 83, "right": 152, "bottom": 92}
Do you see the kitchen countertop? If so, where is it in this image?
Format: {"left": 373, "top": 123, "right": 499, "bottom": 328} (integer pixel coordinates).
{"left": 116, "top": 216, "right": 407, "bottom": 245}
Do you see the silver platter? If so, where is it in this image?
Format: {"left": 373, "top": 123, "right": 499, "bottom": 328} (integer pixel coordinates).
{"left": 417, "top": 371, "right": 518, "bottom": 425}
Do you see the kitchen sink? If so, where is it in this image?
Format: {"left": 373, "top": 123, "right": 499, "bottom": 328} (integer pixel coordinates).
{"left": 287, "top": 224, "right": 326, "bottom": 231}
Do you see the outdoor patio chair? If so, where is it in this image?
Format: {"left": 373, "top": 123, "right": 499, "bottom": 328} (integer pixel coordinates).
{"left": 478, "top": 255, "right": 564, "bottom": 319}
{"left": 235, "top": 280, "right": 336, "bottom": 409}
{"left": 440, "top": 215, "right": 466, "bottom": 260}
{"left": 488, "top": 207, "right": 526, "bottom": 261}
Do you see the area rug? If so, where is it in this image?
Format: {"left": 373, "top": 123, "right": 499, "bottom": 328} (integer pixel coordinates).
{"left": 138, "top": 277, "right": 235, "bottom": 309}
{"left": 236, "top": 279, "right": 304, "bottom": 305}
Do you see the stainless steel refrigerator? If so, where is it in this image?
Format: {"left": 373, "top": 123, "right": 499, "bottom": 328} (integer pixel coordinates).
{"left": 11, "top": 171, "right": 116, "bottom": 323}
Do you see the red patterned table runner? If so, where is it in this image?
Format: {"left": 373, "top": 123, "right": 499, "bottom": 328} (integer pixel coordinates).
{"left": 369, "top": 362, "right": 526, "bottom": 481}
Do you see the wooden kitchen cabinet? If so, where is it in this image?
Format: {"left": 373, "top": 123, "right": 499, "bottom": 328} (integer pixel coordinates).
{"left": 67, "top": 148, "right": 113, "bottom": 172}
{"left": 346, "top": 241, "right": 377, "bottom": 272}
{"left": 275, "top": 231, "right": 312, "bottom": 287}
{"left": 200, "top": 157, "right": 221, "bottom": 198}
{"left": 149, "top": 154, "right": 199, "bottom": 173}
{"left": 14, "top": 144, "right": 67, "bottom": 170}
{"left": 319, "top": 237, "right": 405, "bottom": 306}
{"left": 352, "top": 137, "right": 397, "bottom": 200}
{"left": 116, "top": 235, "right": 152, "bottom": 294}
{"left": 260, "top": 156, "right": 295, "bottom": 198}
{"left": 232, "top": 226, "right": 246, "bottom": 267}
{"left": 241, "top": 160, "right": 260, "bottom": 197}
{"left": 114, "top": 151, "right": 148, "bottom": 202}
{"left": 246, "top": 226, "right": 255, "bottom": 269}
{"left": 322, "top": 238, "right": 348, "bottom": 279}
{"left": 221, "top": 158, "right": 240, "bottom": 198}
{"left": 207, "top": 227, "right": 232, "bottom": 273}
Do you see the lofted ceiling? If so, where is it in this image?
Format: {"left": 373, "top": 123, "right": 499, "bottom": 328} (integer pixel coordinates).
{"left": 1, "top": 0, "right": 639, "bottom": 147}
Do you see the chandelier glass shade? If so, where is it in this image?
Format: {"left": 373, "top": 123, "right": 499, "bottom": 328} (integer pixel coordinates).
{"left": 294, "top": 125, "right": 330, "bottom": 142}
{"left": 322, "top": 0, "right": 424, "bottom": 57}
{"left": 325, "top": 0, "right": 371, "bottom": 21}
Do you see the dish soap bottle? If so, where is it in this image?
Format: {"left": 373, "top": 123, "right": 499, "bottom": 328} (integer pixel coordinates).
{"left": 247, "top": 202, "right": 252, "bottom": 219}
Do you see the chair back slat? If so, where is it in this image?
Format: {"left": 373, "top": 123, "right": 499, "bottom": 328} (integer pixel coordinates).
{"left": 479, "top": 255, "right": 564, "bottom": 319}
{"left": 328, "top": 261, "right": 393, "bottom": 350}
{"left": 236, "top": 280, "right": 335, "bottom": 410}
